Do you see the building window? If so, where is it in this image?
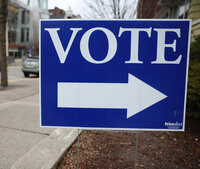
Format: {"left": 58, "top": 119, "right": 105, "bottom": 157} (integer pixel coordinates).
{"left": 21, "top": 10, "right": 25, "bottom": 24}
{"left": 21, "top": 28, "right": 24, "bottom": 42}
{"left": 8, "top": 31, "right": 12, "bottom": 43}
{"left": 8, "top": 31, "right": 16, "bottom": 44}
{"left": 26, "top": 11, "right": 30, "bottom": 24}
{"left": 42, "top": 0, "right": 48, "bottom": 11}
{"left": 38, "top": 0, "right": 40, "bottom": 8}
{"left": 26, "top": 28, "right": 29, "bottom": 42}
{"left": 9, "top": 31, "right": 12, "bottom": 43}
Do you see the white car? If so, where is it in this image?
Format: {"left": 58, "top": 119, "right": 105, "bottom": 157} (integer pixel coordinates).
{"left": 22, "top": 56, "right": 39, "bottom": 77}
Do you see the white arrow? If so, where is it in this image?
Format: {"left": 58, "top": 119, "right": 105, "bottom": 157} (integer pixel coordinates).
{"left": 57, "top": 74, "right": 167, "bottom": 118}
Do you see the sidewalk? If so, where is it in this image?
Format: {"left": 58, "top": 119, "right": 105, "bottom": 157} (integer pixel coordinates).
{"left": 0, "top": 79, "right": 78, "bottom": 169}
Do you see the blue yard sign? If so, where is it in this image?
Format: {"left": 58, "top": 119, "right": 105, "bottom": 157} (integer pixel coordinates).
{"left": 40, "top": 20, "right": 191, "bottom": 131}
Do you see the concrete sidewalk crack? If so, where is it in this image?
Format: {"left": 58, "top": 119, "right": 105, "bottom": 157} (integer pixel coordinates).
{"left": 0, "top": 125, "right": 50, "bottom": 136}
{"left": 0, "top": 93, "right": 39, "bottom": 109}
{"left": 10, "top": 93, "right": 39, "bottom": 103}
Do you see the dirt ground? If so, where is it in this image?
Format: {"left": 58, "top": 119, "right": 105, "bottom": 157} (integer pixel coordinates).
{"left": 56, "top": 117, "right": 200, "bottom": 169}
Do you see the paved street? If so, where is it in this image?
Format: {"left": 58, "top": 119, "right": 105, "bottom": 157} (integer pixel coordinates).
{"left": 0, "top": 65, "right": 54, "bottom": 169}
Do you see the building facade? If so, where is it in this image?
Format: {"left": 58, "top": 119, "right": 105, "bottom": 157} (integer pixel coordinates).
{"left": 188, "top": 0, "right": 200, "bottom": 41}
{"left": 137, "top": 0, "right": 200, "bottom": 41}
{"left": 7, "top": 0, "right": 49, "bottom": 64}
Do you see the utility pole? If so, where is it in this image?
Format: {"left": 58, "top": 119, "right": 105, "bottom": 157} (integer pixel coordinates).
{"left": 0, "top": 0, "right": 8, "bottom": 87}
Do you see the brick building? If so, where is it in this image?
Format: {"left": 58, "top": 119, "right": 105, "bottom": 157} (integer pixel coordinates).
{"left": 49, "top": 7, "right": 66, "bottom": 19}
{"left": 137, "top": 0, "right": 161, "bottom": 18}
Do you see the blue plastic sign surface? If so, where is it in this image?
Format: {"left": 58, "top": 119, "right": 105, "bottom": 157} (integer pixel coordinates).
{"left": 40, "top": 20, "right": 191, "bottom": 131}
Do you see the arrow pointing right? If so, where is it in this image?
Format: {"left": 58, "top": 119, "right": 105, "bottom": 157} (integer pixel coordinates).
{"left": 58, "top": 74, "right": 167, "bottom": 118}
{"left": 126, "top": 74, "right": 167, "bottom": 118}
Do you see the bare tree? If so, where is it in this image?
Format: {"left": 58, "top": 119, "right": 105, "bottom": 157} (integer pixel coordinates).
{"left": 0, "top": 0, "right": 8, "bottom": 87}
{"left": 82, "top": 0, "right": 137, "bottom": 19}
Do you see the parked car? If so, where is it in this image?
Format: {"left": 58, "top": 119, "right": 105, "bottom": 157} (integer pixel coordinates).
{"left": 22, "top": 56, "right": 39, "bottom": 77}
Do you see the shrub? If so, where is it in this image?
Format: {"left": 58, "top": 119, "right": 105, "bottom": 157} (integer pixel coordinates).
{"left": 186, "top": 37, "right": 200, "bottom": 119}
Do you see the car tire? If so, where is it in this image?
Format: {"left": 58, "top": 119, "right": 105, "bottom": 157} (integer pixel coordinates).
{"left": 24, "top": 72, "right": 29, "bottom": 77}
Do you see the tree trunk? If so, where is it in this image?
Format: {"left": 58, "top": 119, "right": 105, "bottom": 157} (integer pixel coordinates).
{"left": 0, "top": 0, "right": 8, "bottom": 87}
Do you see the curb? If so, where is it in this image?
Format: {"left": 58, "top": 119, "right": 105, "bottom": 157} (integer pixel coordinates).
{"left": 11, "top": 128, "right": 78, "bottom": 169}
